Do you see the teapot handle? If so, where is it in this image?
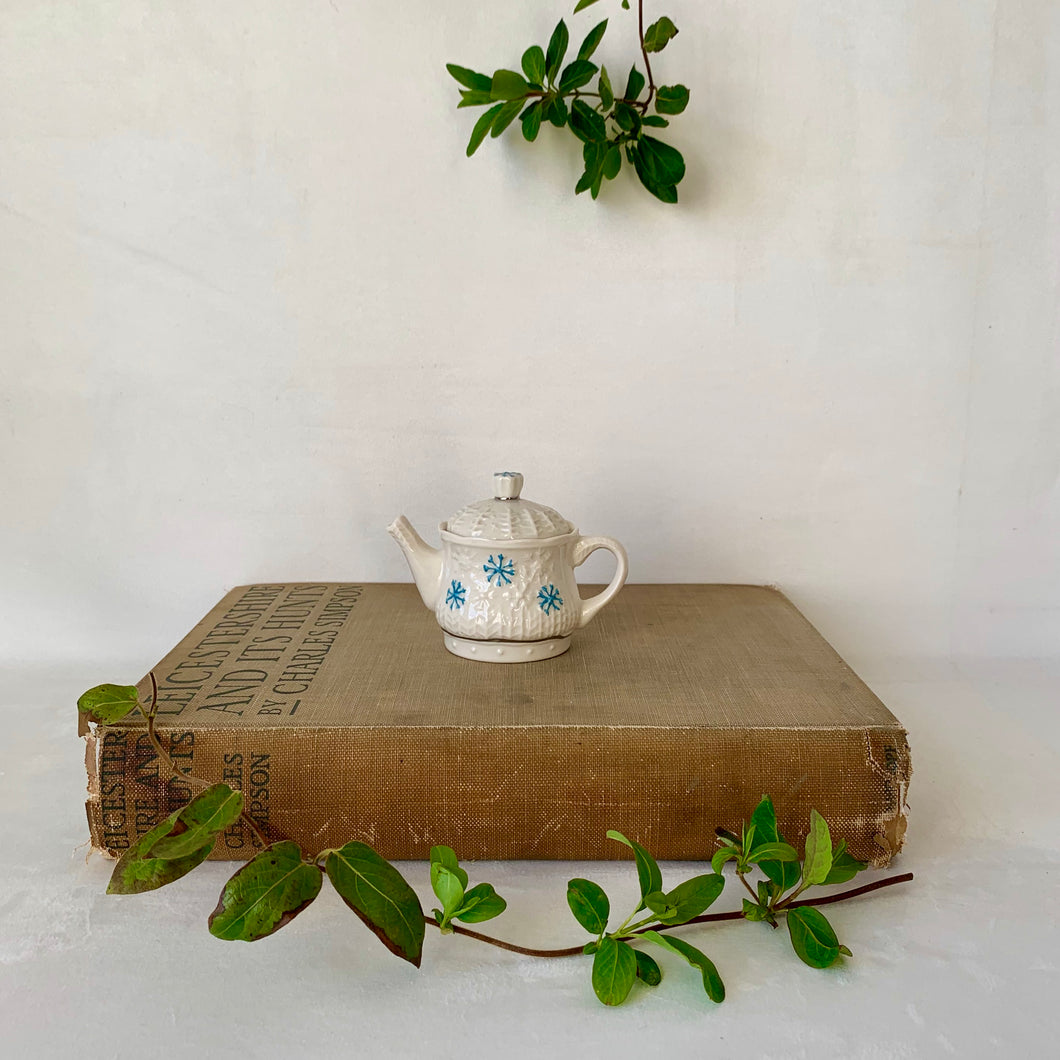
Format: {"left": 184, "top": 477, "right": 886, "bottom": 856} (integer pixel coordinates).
{"left": 571, "top": 535, "right": 629, "bottom": 629}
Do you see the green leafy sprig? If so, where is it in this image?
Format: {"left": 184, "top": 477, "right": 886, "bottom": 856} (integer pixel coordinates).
{"left": 447, "top": 0, "right": 690, "bottom": 202}
{"left": 430, "top": 844, "right": 507, "bottom": 931}
{"left": 79, "top": 678, "right": 272, "bottom": 875}
{"left": 713, "top": 795, "right": 867, "bottom": 967}
{"left": 568, "top": 830, "right": 726, "bottom": 1005}
{"left": 80, "top": 680, "right": 913, "bottom": 1007}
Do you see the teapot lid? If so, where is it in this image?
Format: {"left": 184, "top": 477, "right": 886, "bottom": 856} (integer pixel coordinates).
{"left": 445, "top": 472, "right": 574, "bottom": 540}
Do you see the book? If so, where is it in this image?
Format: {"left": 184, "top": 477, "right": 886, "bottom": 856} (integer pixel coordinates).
{"left": 82, "top": 583, "right": 911, "bottom": 865}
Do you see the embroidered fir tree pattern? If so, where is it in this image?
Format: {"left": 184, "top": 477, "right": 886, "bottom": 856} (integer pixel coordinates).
{"left": 537, "top": 584, "right": 563, "bottom": 614}
{"left": 446, "top": 580, "right": 467, "bottom": 609}
{"left": 483, "top": 554, "right": 515, "bottom": 585}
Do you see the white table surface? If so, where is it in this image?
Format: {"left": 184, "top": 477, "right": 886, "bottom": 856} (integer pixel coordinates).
{"left": 2, "top": 659, "right": 1058, "bottom": 1058}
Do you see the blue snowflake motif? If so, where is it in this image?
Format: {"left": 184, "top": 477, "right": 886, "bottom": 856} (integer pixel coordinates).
{"left": 445, "top": 579, "right": 467, "bottom": 610}
{"left": 483, "top": 554, "right": 515, "bottom": 585}
{"left": 537, "top": 584, "right": 564, "bottom": 614}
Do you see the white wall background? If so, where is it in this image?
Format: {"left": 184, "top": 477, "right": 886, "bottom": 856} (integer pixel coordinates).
{"left": 1, "top": 0, "right": 1057, "bottom": 668}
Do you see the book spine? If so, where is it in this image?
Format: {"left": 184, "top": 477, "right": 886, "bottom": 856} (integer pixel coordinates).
{"left": 85, "top": 724, "right": 910, "bottom": 865}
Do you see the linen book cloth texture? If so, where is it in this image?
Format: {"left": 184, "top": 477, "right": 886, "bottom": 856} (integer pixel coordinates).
{"left": 83, "top": 583, "right": 911, "bottom": 865}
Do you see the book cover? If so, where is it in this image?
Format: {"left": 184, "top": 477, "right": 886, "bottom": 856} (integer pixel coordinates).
{"left": 82, "top": 583, "right": 911, "bottom": 865}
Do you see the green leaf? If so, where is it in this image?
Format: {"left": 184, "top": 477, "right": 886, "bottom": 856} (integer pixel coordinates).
{"left": 641, "top": 930, "right": 725, "bottom": 1003}
{"left": 591, "top": 937, "right": 637, "bottom": 1006}
{"left": 467, "top": 104, "right": 503, "bottom": 156}
{"left": 545, "top": 20, "right": 570, "bottom": 84}
{"left": 325, "top": 841, "right": 425, "bottom": 966}
{"left": 746, "top": 894, "right": 771, "bottom": 920}
{"left": 490, "top": 97, "right": 525, "bottom": 138}
{"left": 577, "top": 19, "right": 608, "bottom": 62}
{"left": 546, "top": 95, "right": 569, "bottom": 127}
{"left": 575, "top": 147, "right": 606, "bottom": 199}
{"left": 643, "top": 16, "right": 679, "bottom": 53}
{"left": 644, "top": 890, "right": 678, "bottom": 920}
{"left": 455, "top": 882, "right": 507, "bottom": 923}
{"left": 612, "top": 101, "right": 641, "bottom": 135}
{"left": 446, "top": 64, "right": 492, "bottom": 92}
{"left": 642, "top": 114, "right": 669, "bottom": 127}
{"left": 640, "top": 134, "right": 686, "bottom": 184}
{"left": 429, "top": 845, "right": 468, "bottom": 888}
{"left": 664, "top": 873, "right": 725, "bottom": 923}
{"left": 431, "top": 864, "right": 465, "bottom": 918}
{"left": 742, "top": 899, "right": 772, "bottom": 922}
{"left": 741, "top": 822, "right": 757, "bottom": 853}
{"left": 655, "top": 83, "right": 690, "bottom": 115}
{"left": 520, "top": 100, "right": 543, "bottom": 142}
{"left": 490, "top": 69, "right": 530, "bottom": 101}
{"left": 558, "top": 59, "right": 598, "bottom": 93}
{"left": 802, "top": 809, "right": 834, "bottom": 887}
{"left": 598, "top": 65, "right": 614, "bottom": 109}
{"left": 606, "top": 830, "right": 663, "bottom": 905}
{"left": 634, "top": 948, "right": 663, "bottom": 986}
{"left": 622, "top": 0, "right": 630, "bottom": 8}
{"left": 602, "top": 144, "right": 622, "bottom": 180}
{"left": 569, "top": 98, "right": 607, "bottom": 143}
{"left": 458, "top": 89, "right": 494, "bottom": 108}
{"left": 631, "top": 141, "right": 679, "bottom": 203}
{"left": 824, "top": 845, "right": 868, "bottom": 885}
{"left": 78, "top": 683, "right": 139, "bottom": 724}
{"left": 146, "top": 783, "right": 243, "bottom": 861}
{"left": 711, "top": 848, "right": 738, "bottom": 875}
{"left": 751, "top": 796, "right": 801, "bottom": 891}
{"left": 787, "top": 906, "right": 842, "bottom": 968}
{"left": 624, "top": 64, "right": 645, "bottom": 101}
{"left": 521, "top": 45, "right": 546, "bottom": 86}
{"left": 839, "top": 944, "right": 853, "bottom": 957}
{"left": 107, "top": 815, "right": 213, "bottom": 895}
{"left": 209, "top": 841, "right": 322, "bottom": 942}
{"left": 573, "top": 0, "right": 602, "bottom": 11}
{"left": 567, "top": 877, "right": 610, "bottom": 933}
{"left": 632, "top": 153, "right": 676, "bottom": 202}
{"left": 750, "top": 795, "right": 778, "bottom": 834}
{"left": 748, "top": 842, "right": 801, "bottom": 864}
{"left": 583, "top": 940, "right": 600, "bottom": 955}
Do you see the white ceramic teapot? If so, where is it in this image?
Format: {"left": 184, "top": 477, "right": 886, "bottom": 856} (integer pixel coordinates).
{"left": 388, "top": 472, "right": 628, "bottom": 663}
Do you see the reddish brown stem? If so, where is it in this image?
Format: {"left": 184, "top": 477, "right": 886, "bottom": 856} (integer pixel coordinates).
{"left": 736, "top": 870, "right": 760, "bottom": 905}
{"left": 426, "top": 872, "right": 914, "bottom": 958}
{"left": 638, "top": 0, "right": 656, "bottom": 109}
{"left": 140, "top": 671, "right": 269, "bottom": 850}
{"left": 140, "top": 673, "right": 205, "bottom": 792}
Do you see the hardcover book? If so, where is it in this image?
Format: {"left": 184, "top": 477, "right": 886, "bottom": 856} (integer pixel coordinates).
{"left": 82, "top": 583, "right": 911, "bottom": 865}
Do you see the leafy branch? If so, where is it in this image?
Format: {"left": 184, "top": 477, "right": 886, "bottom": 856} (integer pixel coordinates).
{"left": 448, "top": 0, "right": 690, "bottom": 202}
{"left": 712, "top": 795, "right": 870, "bottom": 966}
{"left": 80, "top": 681, "right": 913, "bottom": 1007}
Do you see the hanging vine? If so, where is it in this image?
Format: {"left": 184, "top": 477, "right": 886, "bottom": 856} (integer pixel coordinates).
{"left": 447, "top": 0, "right": 690, "bottom": 202}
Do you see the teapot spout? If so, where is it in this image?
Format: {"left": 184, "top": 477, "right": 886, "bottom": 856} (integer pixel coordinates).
{"left": 388, "top": 515, "right": 444, "bottom": 610}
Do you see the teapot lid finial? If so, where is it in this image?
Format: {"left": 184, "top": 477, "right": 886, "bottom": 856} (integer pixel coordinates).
{"left": 493, "top": 471, "right": 523, "bottom": 500}
{"left": 446, "top": 472, "right": 572, "bottom": 539}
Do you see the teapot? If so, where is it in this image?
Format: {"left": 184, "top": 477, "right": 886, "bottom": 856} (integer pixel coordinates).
{"left": 388, "top": 472, "right": 627, "bottom": 662}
